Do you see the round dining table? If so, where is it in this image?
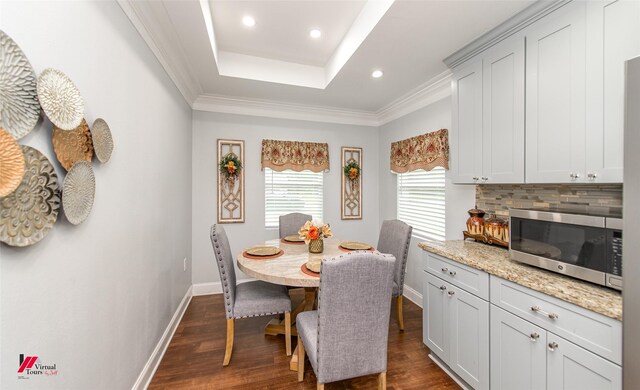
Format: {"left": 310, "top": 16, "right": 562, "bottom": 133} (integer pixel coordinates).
{"left": 236, "top": 236, "right": 368, "bottom": 370}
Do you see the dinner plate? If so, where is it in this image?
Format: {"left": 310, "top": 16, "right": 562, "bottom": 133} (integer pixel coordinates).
{"left": 340, "top": 241, "right": 372, "bottom": 250}
{"left": 284, "top": 235, "right": 304, "bottom": 242}
{"left": 305, "top": 259, "right": 321, "bottom": 273}
{"left": 246, "top": 246, "right": 281, "bottom": 256}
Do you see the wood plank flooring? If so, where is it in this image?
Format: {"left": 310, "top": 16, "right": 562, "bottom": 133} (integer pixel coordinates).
{"left": 149, "top": 290, "right": 461, "bottom": 389}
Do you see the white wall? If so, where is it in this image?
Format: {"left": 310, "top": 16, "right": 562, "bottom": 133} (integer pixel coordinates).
{"left": 378, "top": 98, "right": 475, "bottom": 297}
{"left": 0, "top": 2, "right": 192, "bottom": 389}
{"left": 192, "top": 111, "right": 379, "bottom": 287}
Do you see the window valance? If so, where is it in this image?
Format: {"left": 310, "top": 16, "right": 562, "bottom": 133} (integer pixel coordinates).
{"left": 261, "top": 139, "right": 330, "bottom": 173}
{"left": 390, "top": 129, "right": 449, "bottom": 173}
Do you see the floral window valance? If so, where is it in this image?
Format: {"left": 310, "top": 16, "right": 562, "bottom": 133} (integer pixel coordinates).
{"left": 390, "top": 129, "right": 449, "bottom": 173}
{"left": 261, "top": 139, "right": 330, "bottom": 172}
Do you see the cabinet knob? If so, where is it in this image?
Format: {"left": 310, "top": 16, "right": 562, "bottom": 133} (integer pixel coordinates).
{"left": 439, "top": 285, "right": 447, "bottom": 291}
{"left": 441, "top": 267, "right": 448, "bottom": 273}
{"left": 472, "top": 177, "right": 479, "bottom": 181}
{"left": 447, "top": 290, "right": 455, "bottom": 297}
{"left": 548, "top": 342, "right": 559, "bottom": 352}
{"left": 481, "top": 177, "right": 488, "bottom": 181}
{"left": 449, "top": 270, "right": 457, "bottom": 277}
{"left": 529, "top": 332, "right": 540, "bottom": 342}
{"left": 587, "top": 172, "right": 598, "bottom": 181}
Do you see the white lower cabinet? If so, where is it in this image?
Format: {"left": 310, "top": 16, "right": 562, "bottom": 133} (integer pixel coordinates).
{"left": 424, "top": 272, "right": 489, "bottom": 390}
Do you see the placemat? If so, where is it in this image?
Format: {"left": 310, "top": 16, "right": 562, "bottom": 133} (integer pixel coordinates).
{"left": 300, "top": 263, "right": 320, "bottom": 277}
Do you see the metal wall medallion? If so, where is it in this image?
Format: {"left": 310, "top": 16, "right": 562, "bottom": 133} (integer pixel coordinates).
{"left": 52, "top": 118, "right": 94, "bottom": 171}
{"left": 37, "top": 68, "right": 84, "bottom": 131}
{"left": 341, "top": 146, "right": 362, "bottom": 220}
{"left": 0, "top": 127, "right": 25, "bottom": 197}
{"left": 62, "top": 160, "right": 95, "bottom": 225}
{"left": 0, "top": 145, "right": 60, "bottom": 246}
{"left": 92, "top": 118, "right": 113, "bottom": 163}
{"left": 0, "top": 30, "right": 41, "bottom": 139}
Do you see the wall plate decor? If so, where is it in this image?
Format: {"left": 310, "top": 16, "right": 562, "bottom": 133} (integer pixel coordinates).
{"left": 52, "top": 118, "right": 93, "bottom": 171}
{"left": 92, "top": 118, "right": 113, "bottom": 163}
{"left": 0, "top": 30, "right": 41, "bottom": 139}
{"left": 62, "top": 160, "right": 95, "bottom": 225}
{"left": 0, "top": 127, "right": 25, "bottom": 197}
{"left": 0, "top": 145, "right": 60, "bottom": 247}
{"left": 37, "top": 68, "right": 84, "bottom": 131}
{"left": 341, "top": 146, "right": 362, "bottom": 220}
{"left": 217, "top": 139, "right": 244, "bottom": 223}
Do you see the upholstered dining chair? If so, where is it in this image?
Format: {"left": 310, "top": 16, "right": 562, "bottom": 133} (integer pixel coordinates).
{"left": 279, "top": 212, "right": 312, "bottom": 238}
{"left": 376, "top": 220, "right": 413, "bottom": 331}
{"left": 210, "top": 224, "right": 292, "bottom": 366}
{"left": 296, "top": 251, "right": 396, "bottom": 389}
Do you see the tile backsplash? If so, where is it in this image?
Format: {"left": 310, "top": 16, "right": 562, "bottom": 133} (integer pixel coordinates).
{"left": 475, "top": 184, "right": 623, "bottom": 218}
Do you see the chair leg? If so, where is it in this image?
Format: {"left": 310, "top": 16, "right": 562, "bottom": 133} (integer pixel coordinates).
{"left": 298, "top": 336, "right": 305, "bottom": 382}
{"left": 285, "top": 311, "right": 292, "bottom": 356}
{"left": 397, "top": 295, "right": 404, "bottom": 331}
{"left": 223, "top": 318, "right": 234, "bottom": 366}
{"left": 378, "top": 371, "right": 387, "bottom": 390}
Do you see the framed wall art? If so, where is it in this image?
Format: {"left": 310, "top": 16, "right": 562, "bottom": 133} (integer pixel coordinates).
{"left": 341, "top": 146, "right": 362, "bottom": 220}
{"left": 217, "top": 139, "right": 245, "bottom": 223}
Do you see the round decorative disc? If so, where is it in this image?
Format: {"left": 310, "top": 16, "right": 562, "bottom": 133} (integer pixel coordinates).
{"left": 0, "top": 30, "right": 41, "bottom": 139}
{"left": 0, "top": 145, "right": 60, "bottom": 247}
{"left": 0, "top": 127, "right": 25, "bottom": 196}
{"left": 92, "top": 118, "right": 113, "bottom": 163}
{"left": 37, "top": 68, "right": 84, "bottom": 131}
{"left": 52, "top": 118, "right": 93, "bottom": 171}
{"left": 62, "top": 160, "right": 95, "bottom": 225}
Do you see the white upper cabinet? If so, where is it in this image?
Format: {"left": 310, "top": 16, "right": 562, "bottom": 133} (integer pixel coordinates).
{"left": 586, "top": 0, "right": 640, "bottom": 183}
{"left": 482, "top": 36, "right": 525, "bottom": 183}
{"left": 525, "top": 1, "right": 587, "bottom": 183}
{"left": 451, "top": 59, "right": 483, "bottom": 184}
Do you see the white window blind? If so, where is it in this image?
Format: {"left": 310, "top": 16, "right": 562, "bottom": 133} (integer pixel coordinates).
{"left": 264, "top": 168, "right": 323, "bottom": 229}
{"left": 397, "top": 167, "right": 446, "bottom": 241}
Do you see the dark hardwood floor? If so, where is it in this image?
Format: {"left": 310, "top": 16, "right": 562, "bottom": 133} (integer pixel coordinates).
{"left": 149, "top": 289, "right": 461, "bottom": 389}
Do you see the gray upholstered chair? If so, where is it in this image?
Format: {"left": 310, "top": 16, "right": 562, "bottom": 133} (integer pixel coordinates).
{"left": 376, "top": 220, "right": 413, "bottom": 331}
{"left": 279, "top": 212, "right": 312, "bottom": 238}
{"left": 296, "top": 251, "right": 396, "bottom": 389}
{"left": 210, "top": 224, "right": 292, "bottom": 366}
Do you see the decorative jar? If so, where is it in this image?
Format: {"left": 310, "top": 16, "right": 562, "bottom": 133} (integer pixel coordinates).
{"left": 466, "top": 206, "right": 486, "bottom": 235}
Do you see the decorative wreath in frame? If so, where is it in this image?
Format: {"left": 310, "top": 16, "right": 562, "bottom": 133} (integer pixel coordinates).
{"left": 343, "top": 161, "right": 361, "bottom": 191}
{"left": 219, "top": 153, "right": 243, "bottom": 189}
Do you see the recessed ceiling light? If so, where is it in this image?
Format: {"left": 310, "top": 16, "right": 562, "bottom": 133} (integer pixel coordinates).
{"left": 371, "top": 70, "right": 384, "bottom": 78}
{"left": 310, "top": 29, "right": 322, "bottom": 39}
{"left": 242, "top": 16, "right": 256, "bottom": 27}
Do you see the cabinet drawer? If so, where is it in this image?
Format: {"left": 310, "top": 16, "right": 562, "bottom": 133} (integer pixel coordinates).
{"left": 424, "top": 252, "right": 489, "bottom": 300}
{"left": 490, "top": 276, "right": 621, "bottom": 365}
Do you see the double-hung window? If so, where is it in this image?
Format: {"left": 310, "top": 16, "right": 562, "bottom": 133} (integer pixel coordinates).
{"left": 397, "top": 167, "right": 446, "bottom": 241}
{"left": 264, "top": 168, "right": 323, "bottom": 229}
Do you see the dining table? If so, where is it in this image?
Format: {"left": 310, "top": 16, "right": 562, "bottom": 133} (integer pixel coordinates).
{"left": 237, "top": 236, "right": 373, "bottom": 371}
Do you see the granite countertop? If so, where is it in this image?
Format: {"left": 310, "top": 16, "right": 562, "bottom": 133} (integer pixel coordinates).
{"left": 418, "top": 240, "right": 622, "bottom": 321}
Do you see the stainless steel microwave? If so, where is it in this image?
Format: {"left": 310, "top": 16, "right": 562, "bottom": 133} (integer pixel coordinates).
{"left": 509, "top": 209, "right": 622, "bottom": 290}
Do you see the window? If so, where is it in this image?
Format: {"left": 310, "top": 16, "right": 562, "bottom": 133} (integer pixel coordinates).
{"left": 264, "top": 168, "right": 323, "bottom": 228}
{"left": 397, "top": 167, "right": 446, "bottom": 241}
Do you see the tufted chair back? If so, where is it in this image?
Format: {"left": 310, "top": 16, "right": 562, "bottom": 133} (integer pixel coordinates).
{"left": 210, "top": 224, "right": 237, "bottom": 319}
{"left": 279, "top": 213, "right": 312, "bottom": 238}
{"left": 376, "top": 220, "right": 413, "bottom": 296}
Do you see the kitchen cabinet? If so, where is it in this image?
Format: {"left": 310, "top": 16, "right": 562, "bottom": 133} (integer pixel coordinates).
{"left": 585, "top": 0, "right": 640, "bottom": 183}
{"left": 450, "top": 36, "right": 525, "bottom": 184}
{"left": 525, "top": 1, "right": 587, "bottom": 183}
{"left": 423, "top": 259, "right": 489, "bottom": 390}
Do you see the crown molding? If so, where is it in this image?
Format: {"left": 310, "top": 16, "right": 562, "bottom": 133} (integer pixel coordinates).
{"left": 117, "top": 0, "right": 201, "bottom": 106}
{"left": 444, "top": 0, "right": 570, "bottom": 68}
{"left": 193, "top": 94, "right": 380, "bottom": 127}
{"left": 376, "top": 70, "right": 452, "bottom": 126}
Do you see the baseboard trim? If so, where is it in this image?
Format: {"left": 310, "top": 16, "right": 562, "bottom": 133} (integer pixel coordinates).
{"left": 428, "top": 353, "right": 472, "bottom": 390}
{"left": 192, "top": 279, "right": 254, "bottom": 296}
{"left": 402, "top": 284, "right": 423, "bottom": 309}
{"left": 132, "top": 286, "right": 193, "bottom": 390}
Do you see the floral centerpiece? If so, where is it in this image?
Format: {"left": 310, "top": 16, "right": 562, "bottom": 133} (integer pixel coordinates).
{"left": 343, "top": 160, "right": 361, "bottom": 191}
{"left": 219, "top": 153, "right": 243, "bottom": 189}
{"left": 298, "top": 220, "right": 332, "bottom": 253}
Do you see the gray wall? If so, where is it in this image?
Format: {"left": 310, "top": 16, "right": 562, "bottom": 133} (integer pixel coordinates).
{"left": 378, "top": 98, "right": 475, "bottom": 298}
{"left": 191, "top": 111, "right": 380, "bottom": 287}
{"left": 0, "top": 2, "right": 192, "bottom": 388}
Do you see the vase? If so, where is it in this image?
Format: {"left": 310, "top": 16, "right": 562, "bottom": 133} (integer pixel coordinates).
{"left": 309, "top": 238, "right": 324, "bottom": 253}
{"left": 466, "top": 206, "right": 486, "bottom": 235}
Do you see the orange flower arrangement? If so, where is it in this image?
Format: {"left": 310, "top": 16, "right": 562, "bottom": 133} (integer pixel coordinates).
{"left": 298, "top": 220, "right": 332, "bottom": 244}
{"left": 343, "top": 161, "right": 360, "bottom": 181}
{"left": 226, "top": 160, "right": 236, "bottom": 174}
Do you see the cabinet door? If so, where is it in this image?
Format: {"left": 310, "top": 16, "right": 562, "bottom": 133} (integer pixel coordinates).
{"left": 490, "top": 305, "right": 547, "bottom": 390}
{"left": 586, "top": 0, "right": 640, "bottom": 183}
{"left": 482, "top": 35, "right": 525, "bottom": 183}
{"left": 448, "top": 284, "right": 489, "bottom": 390}
{"left": 526, "top": 1, "right": 587, "bottom": 183}
{"left": 547, "top": 333, "right": 622, "bottom": 390}
{"left": 423, "top": 273, "right": 449, "bottom": 362}
{"left": 451, "top": 59, "right": 483, "bottom": 184}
